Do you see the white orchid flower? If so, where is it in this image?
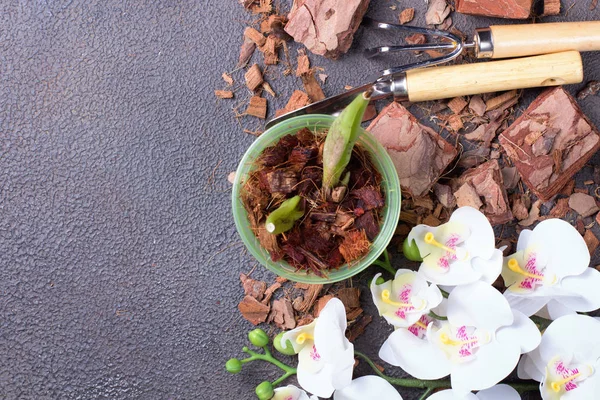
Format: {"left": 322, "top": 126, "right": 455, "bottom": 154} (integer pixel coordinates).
{"left": 408, "top": 207, "right": 503, "bottom": 286}
{"left": 273, "top": 385, "right": 319, "bottom": 400}
{"left": 370, "top": 270, "right": 443, "bottom": 329}
{"left": 518, "top": 314, "right": 600, "bottom": 400}
{"left": 380, "top": 281, "right": 540, "bottom": 396}
{"left": 281, "top": 298, "right": 354, "bottom": 398}
{"left": 501, "top": 219, "right": 600, "bottom": 319}
{"left": 427, "top": 384, "right": 521, "bottom": 400}
{"left": 333, "top": 375, "right": 402, "bottom": 400}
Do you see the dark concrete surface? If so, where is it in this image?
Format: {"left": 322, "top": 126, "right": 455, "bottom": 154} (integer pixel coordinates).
{"left": 0, "top": 1, "right": 599, "bottom": 399}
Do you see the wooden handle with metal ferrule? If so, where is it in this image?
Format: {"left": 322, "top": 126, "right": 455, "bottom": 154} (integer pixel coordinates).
{"left": 406, "top": 51, "right": 582, "bottom": 103}
{"left": 489, "top": 21, "right": 600, "bottom": 59}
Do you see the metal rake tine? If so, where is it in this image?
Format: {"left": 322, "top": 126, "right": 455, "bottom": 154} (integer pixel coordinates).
{"left": 364, "top": 43, "right": 458, "bottom": 58}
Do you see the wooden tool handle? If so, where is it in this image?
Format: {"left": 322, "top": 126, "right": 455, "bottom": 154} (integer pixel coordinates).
{"left": 490, "top": 21, "right": 600, "bottom": 59}
{"left": 406, "top": 51, "right": 582, "bottom": 103}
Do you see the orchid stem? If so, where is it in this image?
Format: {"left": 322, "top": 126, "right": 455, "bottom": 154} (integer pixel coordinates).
{"left": 428, "top": 311, "right": 448, "bottom": 321}
{"left": 355, "top": 351, "right": 539, "bottom": 394}
{"left": 418, "top": 387, "right": 433, "bottom": 400}
{"left": 439, "top": 289, "right": 449, "bottom": 299}
{"left": 371, "top": 250, "right": 396, "bottom": 275}
{"left": 354, "top": 351, "right": 449, "bottom": 390}
{"left": 241, "top": 346, "right": 297, "bottom": 376}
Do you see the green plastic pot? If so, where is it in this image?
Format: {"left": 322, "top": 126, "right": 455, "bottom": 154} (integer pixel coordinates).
{"left": 232, "top": 114, "right": 401, "bottom": 284}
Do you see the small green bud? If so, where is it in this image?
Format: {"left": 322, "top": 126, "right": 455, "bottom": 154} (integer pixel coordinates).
{"left": 225, "top": 358, "right": 242, "bottom": 374}
{"left": 369, "top": 275, "right": 385, "bottom": 286}
{"left": 248, "top": 328, "right": 270, "bottom": 348}
{"left": 273, "top": 332, "right": 297, "bottom": 355}
{"left": 402, "top": 238, "right": 423, "bottom": 262}
{"left": 255, "top": 381, "right": 274, "bottom": 400}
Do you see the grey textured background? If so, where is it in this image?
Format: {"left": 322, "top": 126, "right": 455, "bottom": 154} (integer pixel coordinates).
{"left": 1, "top": 0, "right": 599, "bottom": 399}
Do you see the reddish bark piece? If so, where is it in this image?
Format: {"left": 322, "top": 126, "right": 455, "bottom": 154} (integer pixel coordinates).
{"left": 292, "top": 284, "right": 323, "bottom": 313}
{"left": 569, "top": 193, "right": 600, "bottom": 217}
{"left": 433, "top": 183, "right": 457, "bottom": 209}
{"left": 222, "top": 73, "right": 234, "bottom": 86}
{"left": 367, "top": 102, "right": 457, "bottom": 197}
{"left": 549, "top": 198, "right": 570, "bottom": 218}
{"left": 456, "top": 0, "right": 533, "bottom": 19}
{"left": 240, "top": 273, "right": 267, "bottom": 301}
{"left": 447, "top": 97, "right": 468, "bottom": 115}
{"left": 512, "top": 196, "right": 529, "bottom": 221}
{"left": 339, "top": 230, "right": 370, "bottom": 263}
{"left": 244, "top": 27, "right": 267, "bottom": 47}
{"left": 499, "top": 87, "right": 600, "bottom": 201}
{"left": 337, "top": 288, "right": 361, "bottom": 311}
{"left": 261, "top": 14, "right": 292, "bottom": 41}
{"left": 422, "top": 214, "right": 441, "bottom": 227}
{"left": 285, "top": 0, "right": 370, "bottom": 59}
{"left": 457, "top": 160, "right": 513, "bottom": 225}
{"left": 425, "top": 0, "right": 451, "bottom": 25}
{"left": 285, "top": 90, "right": 311, "bottom": 112}
{"left": 519, "top": 200, "right": 541, "bottom": 227}
{"left": 351, "top": 186, "right": 384, "bottom": 210}
{"left": 447, "top": 114, "right": 464, "bottom": 132}
{"left": 245, "top": 64, "right": 264, "bottom": 92}
{"left": 238, "top": 295, "right": 270, "bottom": 325}
{"left": 246, "top": 96, "right": 267, "bottom": 119}
{"left": 346, "top": 314, "right": 373, "bottom": 342}
{"left": 346, "top": 307, "right": 363, "bottom": 321}
{"left": 501, "top": 166, "right": 520, "bottom": 190}
{"left": 454, "top": 182, "right": 483, "bottom": 210}
{"left": 543, "top": 0, "right": 561, "bottom": 15}
{"left": 399, "top": 8, "right": 415, "bottom": 24}
{"left": 261, "top": 35, "right": 280, "bottom": 65}
{"left": 584, "top": 230, "right": 599, "bottom": 256}
{"left": 268, "top": 298, "right": 297, "bottom": 330}
{"left": 214, "top": 90, "right": 234, "bottom": 99}
{"left": 237, "top": 37, "right": 256, "bottom": 68}
{"left": 262, "top": 282, "right": 282, "bottom": 304}
{"left": 296, "top": 51, "right": 311, "bottom": 76}
{"left": 413, "top": 195, "right": 435, "bottom": 211}
{"left": 469, "top": 95, "right": 486, "bottom": 116}
{"left": 486, "top": 90, "right": 519, "bottom": 112}
{"left": 301, "top": 74, "right": 326, "bottom": 102}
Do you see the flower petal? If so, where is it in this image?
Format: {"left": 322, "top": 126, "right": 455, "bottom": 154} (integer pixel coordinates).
{"left": 420, "top": 259, "right": 482, "bottom": 286}
{"left": 517, "top": 351, "right": 545, "bottom": 382}
{"left": 314, "top": 298, "right": 350, "bottom": 361}
{"left": 528, "top": 219, "right": 589, "bottom": 279}
{"left": 471, "top": 249, "right": 503, "bottom": 285}
{"left": 451, "top": 206, "right": 495, "bottom": 260}
{"left": 298, "top": 344, "right": 325, "bottom": 374}
{"left": 379, "top": 328, "right": 452, "bottom": 380}
{"left": 543, "top": 300, "right": 577, "bottom": 320}
{"left": 516, "top": 229, "right": 532, "bottom": 252}
{"left": 282, "top": 320, "right": 316, "bottom": 353}
{"left": 476, "top": 384, "right": 521, "bottom": 400}
{"left": 556, "top": 268, "right": 600, "bottom": 312}
{"left": 503, "top": 290, "right": 551, "bottom": 317}
{"left": 538, "top": 315, "right": 600, "bottom": 366}
{"left": 496, "top": 310, "right": 541, "bottom": 354}
{"left": 427, "top": 389, "right": 478, "bottom": 400}
{"left": 297, "top": 363, "right": 335, "bottom": 398}
{"left": 450, "top": 339, "right": 521, "bottom": 395}
{"left": 333, "top": 375, "right": 403, "bottom": 400}
{"left": 448, "top": 281, "right": 513, "bottom": 332}
{"left": 273, "top": 385, "right": 312, "bottom": 400}
{"left": 562, "top": 372, "right": 600, "bottom": 400}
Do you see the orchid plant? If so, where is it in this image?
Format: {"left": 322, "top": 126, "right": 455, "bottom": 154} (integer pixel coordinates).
{"left": 226, "top": 208, "right": 600, "bottom": 400}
